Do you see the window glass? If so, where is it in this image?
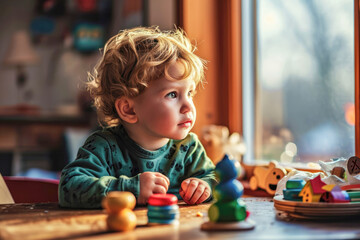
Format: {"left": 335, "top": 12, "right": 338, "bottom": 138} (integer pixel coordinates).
{"left": 256, "top": 0, "right": 354, "bottom": 163}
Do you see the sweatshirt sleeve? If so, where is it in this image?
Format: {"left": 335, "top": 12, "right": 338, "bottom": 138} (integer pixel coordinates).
{"left": 183, "top": 134, "right": 218, "bottom": 192}
{"left": 58, "top": 133, "right": 140, "bottom": 209}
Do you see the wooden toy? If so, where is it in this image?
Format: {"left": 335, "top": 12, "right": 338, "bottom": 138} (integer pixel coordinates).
{"left": 298, "top": 175, "right": 326, "bottom": 203}
{"left": 147, "top": 194, "right": 179, "bottom": 225}
{"left": 201, "top": 154, "right": 255, "bottom": 231}
{"left": 347, "top": 156, "right": 360, "bottom": 175}
{"left": 215, "top": 154, "right": 242, "bottom": 182}
{"left": 286, "top": 179, "right": 306, "bottom": 189}
{"left": 106, "top": 208, "right": 137, "bottom": 231}
{"left": 102, "top": 191, "right": 136, "bottom": 214}
{"left": 341, "top": 184, "right": 360, "bottom": 191}
{"left": 320, "top": 185, "right": 350, "bottom": 203}
{"left": 102, "top": 191, "right": 137, "bottom": 232}
{"left": 147, "top": 193, "right": 178, "bottom": 206}
{"left": 208, "top": 198, "right": 247, "bottom": 222}
{"left": 346, "top": 191, "right": 360, "bottom": 202}
{"left": 282, "top": 179, "right": 305, "bottom": 201}
{"left": 214, "top": 179, "right": 244, "bottom": 201}
{"left": 331, "top": 166, "right": 346, "bottom": 179}
{"left": 249, "top": 160, "right": 286, "bottom": 195}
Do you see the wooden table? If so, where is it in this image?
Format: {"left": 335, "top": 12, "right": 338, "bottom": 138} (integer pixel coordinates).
{"left": 1, "top": 197, "right": 360, "bottom": 240}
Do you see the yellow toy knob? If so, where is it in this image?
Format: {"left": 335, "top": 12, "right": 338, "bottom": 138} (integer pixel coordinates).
{"left": 106, "top": 208, "right": 137, "bottom": 231}
{"left": 102, "top": 191, "right": 136, "bottom": 214}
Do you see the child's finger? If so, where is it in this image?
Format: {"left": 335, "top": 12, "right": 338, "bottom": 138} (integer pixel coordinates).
{"left": 188, "top": 184, "right": 205, "bottom": 204}
{"left": 155, "top": 177, "right": 169, "bottom": 191}
{"left": 154, "top": 172, "right": 170, "bottom": 186}
{"left": 153, "top": 185, "right": 167, "bottom": 194}
{"left": 179, "top": 188, "right": 185, "bottom": 199}
{"left": 195, "top": 187, "right": 211, "bottom": 204}
{"left": 184, "top": 179, "right": 199, "bottom": 200}
{"left": 180, "top": 179, "right": 190, "bottom": 193}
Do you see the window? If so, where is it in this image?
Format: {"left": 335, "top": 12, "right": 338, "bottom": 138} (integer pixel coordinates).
{"left": 243, "top": 0, "right": 355, "bottom": 164}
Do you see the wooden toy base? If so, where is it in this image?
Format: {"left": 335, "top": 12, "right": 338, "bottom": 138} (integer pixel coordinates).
{"left": 200, "top": 219, "right": 255, "bottom": 231}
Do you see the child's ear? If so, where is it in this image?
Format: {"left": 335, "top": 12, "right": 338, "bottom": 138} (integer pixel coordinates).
{"left": 115, "top": 97, "right": 138, "bottom": 124}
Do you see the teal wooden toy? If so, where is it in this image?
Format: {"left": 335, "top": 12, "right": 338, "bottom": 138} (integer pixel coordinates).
{"left": 283, "top": 179, "right": 306, "bottom": 201}
{"left": 347, "top": 191, "right": 360, "bottom": 202}
{"left": 286, "top": 179, "right": 306, "bottom": 189}
{"left": 201, "top": 154, "right": 255, "bottom": 231}
{"left": 283, "top": 189, "right": 303, "bottom": 201}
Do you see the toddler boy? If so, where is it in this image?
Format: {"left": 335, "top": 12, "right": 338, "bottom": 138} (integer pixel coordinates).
{"left": 59, "top": 26, "right": 217, "bottom": 208}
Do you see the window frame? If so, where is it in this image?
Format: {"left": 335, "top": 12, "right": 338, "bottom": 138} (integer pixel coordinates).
{"left": 355, "top": 0, "right": 360, "bottom": 156}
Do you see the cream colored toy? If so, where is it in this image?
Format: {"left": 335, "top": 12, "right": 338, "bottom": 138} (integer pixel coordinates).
{"left": 249, "top": 161, "right": 286, "bottom": 195}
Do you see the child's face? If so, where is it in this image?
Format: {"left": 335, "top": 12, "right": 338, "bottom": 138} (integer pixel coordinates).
{"left": 133, "top": 61, "right": 196, "bottom": 141}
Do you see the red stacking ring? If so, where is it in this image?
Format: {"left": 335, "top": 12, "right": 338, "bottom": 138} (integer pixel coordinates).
{"left": 148, "top": 194, "right": 178, "bottom": 206}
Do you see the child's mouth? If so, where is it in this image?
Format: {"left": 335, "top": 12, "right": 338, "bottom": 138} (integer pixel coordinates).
{"left": 178, "top": 120, "right": 192, "bottom": 128}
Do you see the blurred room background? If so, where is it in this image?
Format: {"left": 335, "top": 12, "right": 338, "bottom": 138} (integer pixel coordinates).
{"left": 0, "top": 0, "right": 177, "bottom": 178}
{"left": 0, "top": 0, "right": 357, "bottom": 179}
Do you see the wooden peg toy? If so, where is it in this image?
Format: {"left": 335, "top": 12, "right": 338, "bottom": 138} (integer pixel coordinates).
{"left": 102, "top": 191, "right": 136, "bottom": 214}
{"left": 201, "top": 154, "right": 255, "bottom": 231}
{"left": 106, "top": 208, "right": 137, "bottom": 232}
{"left": 147, "top": 193, "right": 179, "bottom": 225}
{"left": 102, "top": 191, "right": 137, "bottom": 232}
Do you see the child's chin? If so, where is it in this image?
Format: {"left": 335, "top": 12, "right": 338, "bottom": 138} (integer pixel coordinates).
{"left": 172, "top": 132, "right": 190, "bottom": 140}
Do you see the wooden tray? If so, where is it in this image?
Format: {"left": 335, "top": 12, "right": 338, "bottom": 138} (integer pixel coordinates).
{"left": 273, "top": 195, "right": 360, "bottom": 220}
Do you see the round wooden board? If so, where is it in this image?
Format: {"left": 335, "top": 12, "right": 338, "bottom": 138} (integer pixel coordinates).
{"left": 273, "top": 195, "right": 360, "bottom": 219}
{"left": 200, "top": 219, "right": 255, "bottom": 231}
{"left": 273, "top": 195, "right": 360, "bottom": 208}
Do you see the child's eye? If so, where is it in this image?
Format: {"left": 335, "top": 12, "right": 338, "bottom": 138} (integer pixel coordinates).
{"left": 188, "top": 90, "right": 196, "bottom": 98}
{"left": 166, "top": 91, "right": 177, "bottom": 98}
{"left": 188, "top": 91, "right": 193, "bottom": 98}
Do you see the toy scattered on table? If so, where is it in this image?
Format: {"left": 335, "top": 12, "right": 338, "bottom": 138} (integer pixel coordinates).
{"left": 283, "top": 175, "right": 360, "bottom": 203}
{"left": 283, "top": 179, "right": 306, "bottom": 201}
{"left": 321, "top": 185, "right": 350, "bottom": 203}
{"left": 331, "top": 166, "right": 346, "bottom": 179}
{"left": 299, "top": 175, "right": 326, "bottom": 203}
{"left": 341, "top": 184, "right": 360, "bottom": 191}
{"left": 147, "top": 193, "right": 179, "bottom": 225}
{"left": 102, "top": 191, "right": 137, "bottom": 232}
{"left": 347, "top": 156, "right": 360, "bottom": 176}
{"left": 249, "top": 160, "right": 287, "bottom": 195}
{"left": 201, "top": 154, "right": 255, "bottom": 231}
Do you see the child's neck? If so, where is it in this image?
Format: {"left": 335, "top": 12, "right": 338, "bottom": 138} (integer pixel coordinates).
{"left": 123, "top": 125, "right": 170, "bottom": 151}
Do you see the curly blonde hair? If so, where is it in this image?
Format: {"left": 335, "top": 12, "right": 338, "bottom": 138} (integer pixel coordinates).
{"left": 87, "top": 26, "right": 205, "bottom": 126}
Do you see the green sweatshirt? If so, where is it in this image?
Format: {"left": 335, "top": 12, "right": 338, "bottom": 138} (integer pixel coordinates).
{"left": 58, "top": 125, "right": 217, "bottom": 208}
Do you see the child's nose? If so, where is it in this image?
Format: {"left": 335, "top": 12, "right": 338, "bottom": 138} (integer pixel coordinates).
{"left": 180, "top": 98, "right": 192, "bottom": 114}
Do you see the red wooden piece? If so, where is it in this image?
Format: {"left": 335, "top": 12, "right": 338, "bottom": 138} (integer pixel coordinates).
{"left": 148, "top": 194, "right": 178, "bottom": 206}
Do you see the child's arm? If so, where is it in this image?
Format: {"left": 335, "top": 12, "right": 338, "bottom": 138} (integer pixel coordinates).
{"left": 59, "top": 133, "right": 140, "bottom": 208}
{"left": 179, "top": 133, "right": 218, "bottom": 205}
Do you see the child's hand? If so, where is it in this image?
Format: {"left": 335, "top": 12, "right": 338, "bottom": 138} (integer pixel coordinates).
{"left": 179, "top": 178, "right": 211, "bottom": 205}
{"left": 138, "top": 172, "right": 170, "bottom": 205}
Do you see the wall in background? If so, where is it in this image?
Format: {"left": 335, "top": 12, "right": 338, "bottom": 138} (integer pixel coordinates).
{"left": 0, "top": 0, "right": 176, "bottom": 114}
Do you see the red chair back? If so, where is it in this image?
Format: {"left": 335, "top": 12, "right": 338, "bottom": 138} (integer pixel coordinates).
{"left": 3, "top": 177, "right": 59, "bottom": 203}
